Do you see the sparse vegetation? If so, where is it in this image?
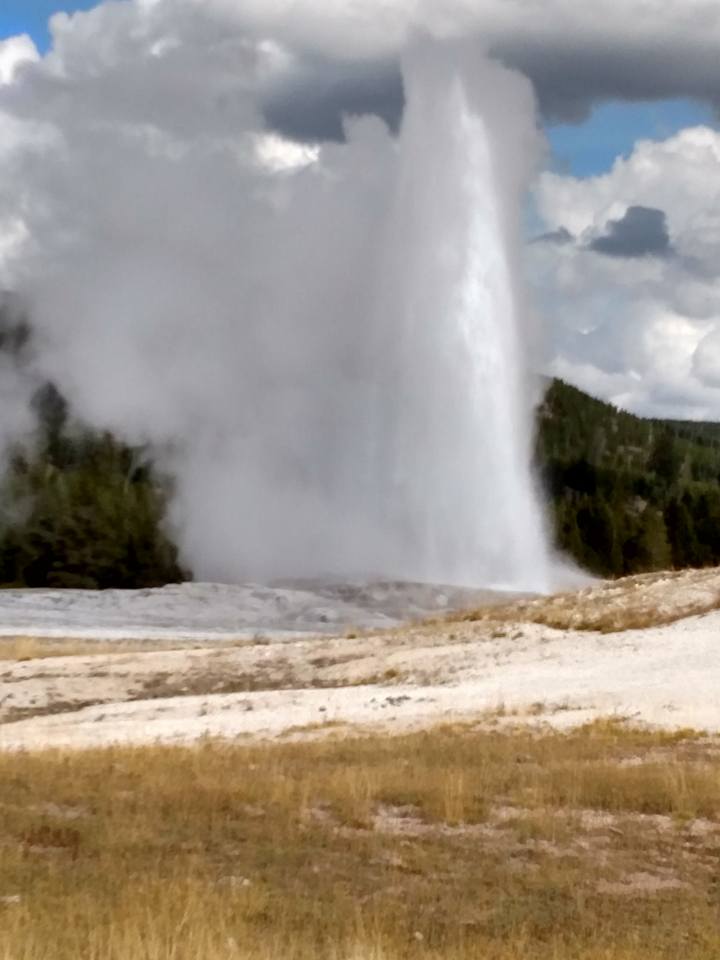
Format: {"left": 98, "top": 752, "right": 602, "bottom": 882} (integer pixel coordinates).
{"left": 1, "top": 722, "right": 719, "bottom": 959}
{"left": 449, "top": 566, "right": 720, "bottom": 632}
{"left": 0, "top": 636, "right": 190, "bottom": 662}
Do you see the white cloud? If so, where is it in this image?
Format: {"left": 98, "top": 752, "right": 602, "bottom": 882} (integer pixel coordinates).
{"left": 253, "top": 132, "right": 320, "bottom": 171}
{"left": 532, "top": 126, "right": 720, "bottom": 418}
{"left": 23, "top": 0, "right": 720, "bottom": 135}
{"left": 180, "top": 0, "right": 720, "bottom": 61}
{"left": 0, "top": 35, "right": 39, "bottom": 85}
{"left": 694, "top": 329, "right": 720, "bottom": 388}
{"left": 175, "top": 0, "right": 720, "bottom": 127}
{"left": 537, "top": 128, "right": 720, "bottom": 242}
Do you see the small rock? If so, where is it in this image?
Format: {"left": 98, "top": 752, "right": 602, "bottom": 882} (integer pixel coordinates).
{"left": 218, "top": 876, "right": 252, "bottom": 890}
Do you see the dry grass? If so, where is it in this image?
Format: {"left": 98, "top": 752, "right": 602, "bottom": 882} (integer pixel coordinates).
{"left": 0, "top": 636, "right": 192, "bottom": 662}
{"left": 1, "top": 721, "right": 719, "bottom": 959}
{"left": 0, "top": 633, "right": 291, "bottom": 663}
{"left": 448, "top": 567, "right": 720, "bottom": 633}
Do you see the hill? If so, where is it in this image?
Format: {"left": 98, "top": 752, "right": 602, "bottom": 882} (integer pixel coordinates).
{"left": 537, "top": 379, "right": 720, "bottom": 576}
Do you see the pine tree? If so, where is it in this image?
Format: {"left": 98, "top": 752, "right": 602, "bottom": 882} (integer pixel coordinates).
{"left": 665, "top": 498, "right": 699, "bottom": 569}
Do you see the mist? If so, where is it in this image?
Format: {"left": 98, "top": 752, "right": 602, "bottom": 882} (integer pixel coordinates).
{"left": 0, "top": 4, "right": 549, "bottom": 590}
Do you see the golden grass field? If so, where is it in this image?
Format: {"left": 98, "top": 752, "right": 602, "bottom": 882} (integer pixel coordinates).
{"left": 1, "top": 721, "right": 719, "bottom": 960}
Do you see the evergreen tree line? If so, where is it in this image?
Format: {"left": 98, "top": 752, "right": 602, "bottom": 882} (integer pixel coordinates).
{"left": 0, "top": 298, "right": 185, "bottom": 589}
{"left": 537, "top": 379, "right": 720, "bottom": 577}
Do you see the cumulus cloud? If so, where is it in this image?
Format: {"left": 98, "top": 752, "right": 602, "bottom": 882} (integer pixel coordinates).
{"left": 262, "top": 58, "right": 404, "bottom": 142}
{"left": 176, "top": 0, "right": 720, "bottom": 138}
{"left": 531, "top": 226, "right": 574, "bottom": 246}
{"left": 10, "top": 1, "right": 720, "bottom": 142}
{"left": 531, "top": 126, "right": 720, "bottom": 419}
{"left": 0, "top": 35, "right": 39, "bottom": 86}
{"left": 21, "top": 0, "right": 711, "bottom": 145}
{"left": 589, "top": 206, "right": 672, "bottom": 259}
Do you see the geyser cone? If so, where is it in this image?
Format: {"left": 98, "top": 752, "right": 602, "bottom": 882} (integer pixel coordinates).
{"left": 369, "top": 43, "right": 550, "bottom": 591}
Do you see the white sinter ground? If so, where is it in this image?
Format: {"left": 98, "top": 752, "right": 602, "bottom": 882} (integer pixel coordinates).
{"left": 0, "top": 580, "right": 515, "bottom": 641}
{"left": 0, "top": 570, "right": 718, "bottom": 751}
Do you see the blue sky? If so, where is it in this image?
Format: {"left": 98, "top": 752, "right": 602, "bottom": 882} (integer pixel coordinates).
{"left": 0, "top": 0, "right": 104, "bottom": 53}
{"left": 546, "top": 98, "right": 718, "bottom": 177}
{"left": 1, "top": 0, "right": 718, "bottom": 180}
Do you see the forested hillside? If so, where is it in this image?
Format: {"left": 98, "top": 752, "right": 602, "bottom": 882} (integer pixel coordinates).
{"left": 0, "top": 299, "right": 185, "bottom": 589}
{"left": 537, "top": 379, "right": 720, "bottom": 576}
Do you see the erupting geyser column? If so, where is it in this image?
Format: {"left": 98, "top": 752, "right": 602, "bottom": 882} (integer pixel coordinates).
{"left": 1, "top": 24, "right": 550, "bottom": 592}
{"left": 371, "top": 43, "right": 550, "bottom": 591}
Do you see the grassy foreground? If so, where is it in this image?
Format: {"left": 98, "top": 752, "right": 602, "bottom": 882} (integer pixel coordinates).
{"left": 1, "top": 722, "right": 719, "bottom": 959}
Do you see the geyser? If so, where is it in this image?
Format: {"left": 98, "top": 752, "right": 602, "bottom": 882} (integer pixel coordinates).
{"left": 177, "top": 45, "right": 550, "bottom": 590}
{"left": 365, "top": 45, "right": 549, "bottom": 590}
{"left": 0, "top": 16, "right": 549, "bottom": 591}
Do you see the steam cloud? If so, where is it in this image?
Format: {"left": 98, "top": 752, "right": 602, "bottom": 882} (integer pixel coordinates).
{"left": 0, "top": 1, "right": 550, "bottom": 589}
